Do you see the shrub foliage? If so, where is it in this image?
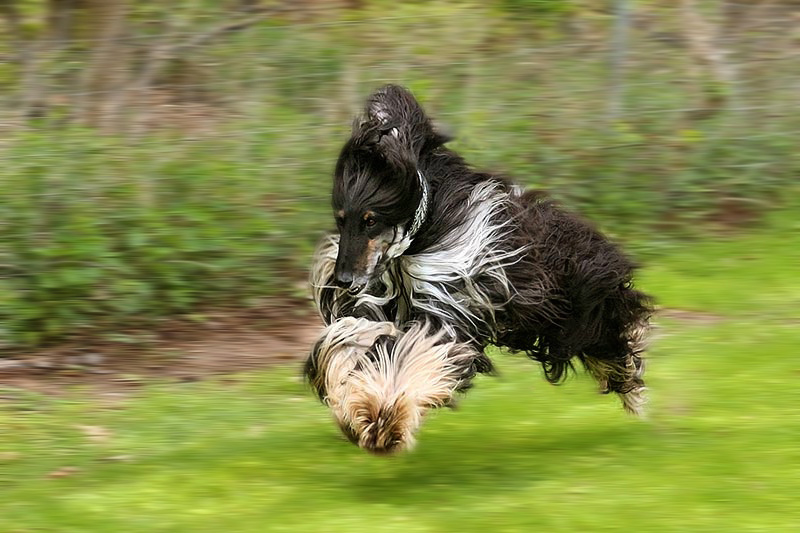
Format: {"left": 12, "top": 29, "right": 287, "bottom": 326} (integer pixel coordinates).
{"left": 1, "top": 1, "right": 797, "bottom": 348}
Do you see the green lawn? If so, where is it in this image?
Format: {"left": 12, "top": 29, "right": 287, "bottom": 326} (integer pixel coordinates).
{"left": 2, "top": 215, "right": 799, "bottom": 532}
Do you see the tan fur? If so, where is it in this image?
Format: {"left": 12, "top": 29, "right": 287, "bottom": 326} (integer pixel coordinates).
{"left": 310, "top": 318, "right": 476, "bottom": 454}
{"left": 309, "top": 317, "right": 398, "bottom": 401}
{"left": 358, "top": 237, "right": 381, "bottom": 275}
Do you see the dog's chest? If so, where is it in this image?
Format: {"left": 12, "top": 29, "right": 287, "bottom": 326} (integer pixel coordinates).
{"left": 355, "top": 181, "right": 523, "bottom": 332}
{"left": 383, "top": 249, "right": 508, "bottom": 335}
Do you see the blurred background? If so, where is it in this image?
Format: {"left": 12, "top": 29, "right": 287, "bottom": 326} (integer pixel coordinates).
{"left": 1, "top": 0, "right": 798, "bottom": 347}
{"left": 1, "top": 1, "right": 799, "bottom": 531}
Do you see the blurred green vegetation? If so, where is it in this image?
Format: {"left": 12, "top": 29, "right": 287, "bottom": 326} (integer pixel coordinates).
{"left": 1, "top": 0, "right": 799, "bottom": 347}
{"left": 2, "top": 217, "right": 799, "bottom": 531}
{"left": 0, "top": 127, "right": 331, "bottom": 346}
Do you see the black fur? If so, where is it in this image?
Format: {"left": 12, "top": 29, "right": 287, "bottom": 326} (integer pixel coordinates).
{"left": 312, "top": 85, "right": 653, "bottom": 411}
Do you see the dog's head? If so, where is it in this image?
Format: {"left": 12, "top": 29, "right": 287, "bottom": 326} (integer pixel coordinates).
{"left": 331, "top": 85, "right": 451, "bottom": 293}
{"left": 305, "top": 317, "right": 475, "bottom": 455}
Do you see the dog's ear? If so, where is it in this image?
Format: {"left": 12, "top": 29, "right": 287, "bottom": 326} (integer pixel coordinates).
{"left": 359, "top": 85, "right": 451, "bottom": 161}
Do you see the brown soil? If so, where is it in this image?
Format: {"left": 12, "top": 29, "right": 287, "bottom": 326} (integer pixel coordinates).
{"left": 0, "top": 306, "right": 720, "bottom": 398}
{"left": 0, "top": 303, "right": 323, "bottom": 397}
{"left": 657, "top": 308, "right": 724, "bottom": 325}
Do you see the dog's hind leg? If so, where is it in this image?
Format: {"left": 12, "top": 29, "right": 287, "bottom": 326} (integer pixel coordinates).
{"left": 582, "top": 351, "right": 646, "bottom": 416}
{"left": 581, "top": 315, "right": 650, "bottom": 416}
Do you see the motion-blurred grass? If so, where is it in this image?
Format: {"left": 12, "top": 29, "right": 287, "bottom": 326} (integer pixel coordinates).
{"left": 2, "top": 210, "right": 798, "bottom": 532}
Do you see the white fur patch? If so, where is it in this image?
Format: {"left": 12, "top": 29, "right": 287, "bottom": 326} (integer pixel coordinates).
{"left": 357, "top": 181, "right": 525, "bottom": 340}
{"left": 310, "top": 181, "right": 526, "bottom": 342}
{"left": 398, "top": 181, "right": 524, "bottom": 329}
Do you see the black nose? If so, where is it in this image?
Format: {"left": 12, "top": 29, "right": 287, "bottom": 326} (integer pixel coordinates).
{"left": 334, "top": 270, "right": 353, "bottom": 288}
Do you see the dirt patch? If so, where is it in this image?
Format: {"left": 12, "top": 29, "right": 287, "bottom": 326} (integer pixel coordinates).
{"left": 657, "top": 308, "right": 725, "bottom": 325}
{"left": 705, "top": 197, "right": 765, "bottom": 232}
{"left": 1, "top": 305, "right": 724, "bottom": 398}
{"left": 0, "top": 304, "right": 323, "bottom": 398}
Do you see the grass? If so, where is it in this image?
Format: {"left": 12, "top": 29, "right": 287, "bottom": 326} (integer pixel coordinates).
{"left": 638, "top": 208, "right": 800, "bottom": 317}
{"left": 2, "top": 214, "right": 799, "bottom": 532}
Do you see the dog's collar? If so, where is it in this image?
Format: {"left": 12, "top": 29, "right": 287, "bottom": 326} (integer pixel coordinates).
{"left": 407, "top": 170, "right": 429, "bottom": 238}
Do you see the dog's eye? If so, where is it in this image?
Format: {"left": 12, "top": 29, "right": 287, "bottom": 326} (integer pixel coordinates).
{"left": 365, "top": 216, "right": 377, "bottom": 228}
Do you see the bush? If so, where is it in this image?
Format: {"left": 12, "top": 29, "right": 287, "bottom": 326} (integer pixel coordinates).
{"left": 0, "top": 129, "right": 330, "bottom": 347}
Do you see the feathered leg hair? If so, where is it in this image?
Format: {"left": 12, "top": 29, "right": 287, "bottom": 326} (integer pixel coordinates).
{"left": 581, "top": 305, "right": 651, "bottom": 416}
{"left": 304, "top": 317, "right": 480, "bottom": 454}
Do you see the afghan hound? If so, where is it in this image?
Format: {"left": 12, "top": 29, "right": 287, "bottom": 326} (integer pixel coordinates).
{"left": 305, "top": 85, "right": 653, "bottom": 454}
